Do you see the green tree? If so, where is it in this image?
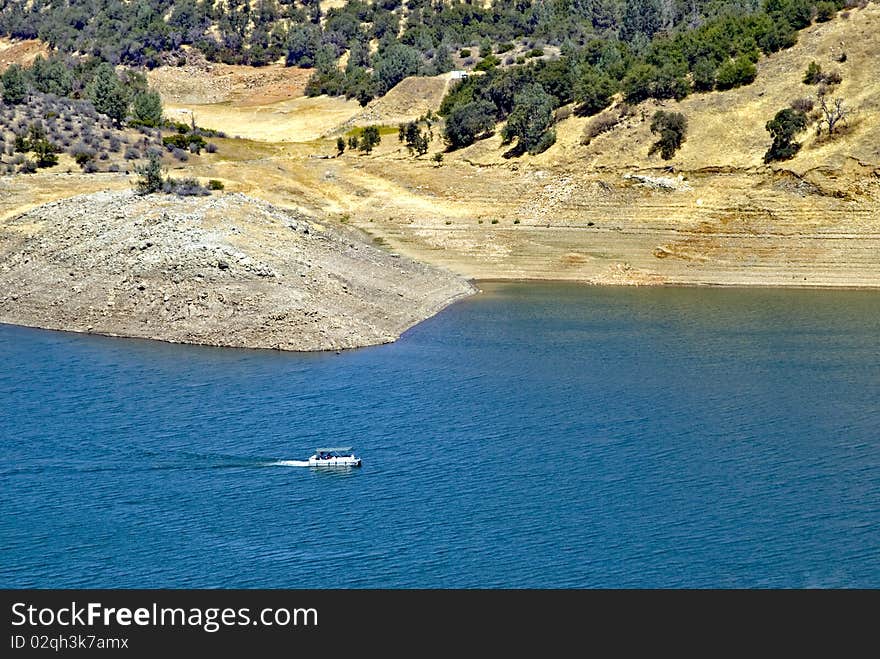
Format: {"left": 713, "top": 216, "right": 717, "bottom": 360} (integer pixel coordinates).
{"left": 432, "top": 43, "right": 454, "bottom": 75}
{"left": 399, "top": 121, "right": 429, "bottom": 156}
{"left": 357, "top": 125, "right": 381, "bottom": 153}
{"left": 1, "top": 64, "right": 28, "bottom": 105}
{"left": 134, "top": 152, "right": 165, "bottom": 194}
{"left": 764, "top": 107, "right": 807, "bottom": 163}
{"left": 648, "top": 111, "right": 687, "bottom": 159}
{"left": 692, "top": 59, "right": 717, "bottom": 93}
{"left": 815, "top": 1, "right": 836, "bottom": 22}
{"left": 501, "top": 83, "right": 556, "bottom": 155}
{"left": 622, "top": 63, "right": 659, "bottom": 104}
{"left": 285, "top": 24, "right": 321, "bottom": 67}
{"left": 29, "top": 55, "right": 73, "bottom": 97}
{"left": 336, "top": 136, "right": 346, "bottom": 154}
{"left": 715, "top": 56, "right": 758, "bottom": 91}
{"left": 87, "top": 63, "right": 129, "bottom": 126}
{"left": 32, "top": 139, "right": 59, "bottom": 168}
{"left": 131, "top": 90, "right": 163, "bottom": 126}
{"left": 373, "top": 43, "right": 422, "bottom": 95}
{"left": 574, "top": 65, "right": 617, "bottom": 116}
{"left": 621, "top": 0, "right": 663, "bottom": 43}
{"left": 443, "top": 100, "right": 496, "bottom": 149}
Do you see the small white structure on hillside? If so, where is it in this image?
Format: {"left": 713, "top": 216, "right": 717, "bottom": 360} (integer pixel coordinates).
{"left": 450, "top": 70, "right": 469, "bottom": 80}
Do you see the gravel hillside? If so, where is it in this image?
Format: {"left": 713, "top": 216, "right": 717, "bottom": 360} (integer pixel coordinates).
{"left": 0, "top": 190, "right": 475, "bottom": 350}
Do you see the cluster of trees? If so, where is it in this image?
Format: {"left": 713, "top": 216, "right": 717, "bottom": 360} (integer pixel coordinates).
{"left": 0, "top": 0, "right": 853, "bottom": 162}
{"left": 0, "top": 0, "right": 850, "bottom": 95}
{"left": 1, "top": 55, "right": 163, "bottom": 128}
{"left": 435, "top": 0, "right": 844, "bottom": 154}
{"left": 342, "top": 125, "right": 381, "bottom": 154}
{"left": 399, "top": 119, "right": 431, "bottom": 156}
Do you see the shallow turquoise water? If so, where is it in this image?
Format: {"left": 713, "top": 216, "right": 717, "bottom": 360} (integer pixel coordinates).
{"left": 1, "top": 283, "right": 878, "bottom": 587}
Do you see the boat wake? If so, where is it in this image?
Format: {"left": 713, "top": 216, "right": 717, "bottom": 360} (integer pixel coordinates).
{"left": 269, "top": 460, "right": 311, "bottom": 467}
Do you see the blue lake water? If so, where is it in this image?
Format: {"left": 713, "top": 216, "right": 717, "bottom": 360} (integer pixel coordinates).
{"left": 1, "top": 283, "right": 879, "bottom": 588}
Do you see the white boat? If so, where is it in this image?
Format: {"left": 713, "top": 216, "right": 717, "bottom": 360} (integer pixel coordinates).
{"left": 308, "top": 447, "right": 362, "bottom": 468}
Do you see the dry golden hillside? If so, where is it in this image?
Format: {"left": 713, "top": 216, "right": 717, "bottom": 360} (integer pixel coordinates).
{"left": 2, "top": 7, "right": 879, "bottom": 290}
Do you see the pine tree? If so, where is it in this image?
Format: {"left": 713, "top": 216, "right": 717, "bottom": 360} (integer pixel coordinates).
{"left": 1, "top": 64, "right": 28, "bottom": 105}
{"left": 134, "top": 152, "right": 165, "bottom": 194}
{"left": 131, "top": 90, "right": 163, "bottom": 127}
{"left": 87, "top": 63, "right": 129, "bottom": 126}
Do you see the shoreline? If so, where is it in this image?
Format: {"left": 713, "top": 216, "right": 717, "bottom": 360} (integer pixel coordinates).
{"left": 470, "top": 277, "right": 880, "bottom": 292}
{"left": 3, "top": 274, "right": 877, "bottom": 355}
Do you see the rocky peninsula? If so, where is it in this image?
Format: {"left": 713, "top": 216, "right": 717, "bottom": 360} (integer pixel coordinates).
{"left": 0, "top": 190, "right": 475, "bottom": 351}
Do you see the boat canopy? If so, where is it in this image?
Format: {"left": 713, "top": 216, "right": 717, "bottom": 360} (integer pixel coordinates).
{"left": 315, "top": 447, "right": 353, "bottom": 454}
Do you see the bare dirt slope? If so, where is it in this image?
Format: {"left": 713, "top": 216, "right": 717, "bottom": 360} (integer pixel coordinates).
{"left": 0, "top": 38, "right": 49, "bottom": 71}
{"left": 342, "top": 74, "right": 453, "bottom": 129}
{"left": 0, "top": 191, "right": 474, "bottom": 350}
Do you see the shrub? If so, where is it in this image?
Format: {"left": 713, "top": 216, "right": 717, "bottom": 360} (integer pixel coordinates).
{"left": 208, "top": 179, "right": 225, "bottom": 190}
{"left": 823, "top": 70, "right": 842, "bottom": 85}
{"left": 171, "top": 147, "right": 189, "bottom": 161}
{"left": 459, "top": 49, "right": 471, "bottom": 58}
{"left": 164, "top": 177, "right": 210, "bottom": 196}
{"left": 70, "top": 143, "right": 95, "bottom": 165}
{"left": 803, "top": 61, "right": 823, "bottom": 85}
{"left": 475, "top": 55, "right": 501, "bottom": 72}
{"left": 716, "top": 56, "right": 757, "bottom": 91}
{"left": 581, "top": 114, "right": 619, "bottom": 145}
{"left": 82, "top": 161, "right": 98, "bottom": 173}
{"left": 815, "top": 1, "right": 836, "bottom": 21}
{"left": 18, "top": 159, "right": 37, "bottom": 173}
{"left": 205, "top": 142, "right": 218, "bottom": 153}
{"left": 162, "top": 133, "right": 206, "bottom": 152}
{"left": 497, "top": 43, "right": 514, "bottom": 54}
{"left": 124, "top": 146, "right": 141, "bottom": 160}
{"left": 554, "top": 105, "right": 572, "bottom": 122}
{"left": 526, "top": 48, "right": 544, "bottom": 58}
{"left": 790, "top": 97, "right": 814, "bottom": 113}
{"left": 13, "top": 132, "right": 29, "bottom": 152}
